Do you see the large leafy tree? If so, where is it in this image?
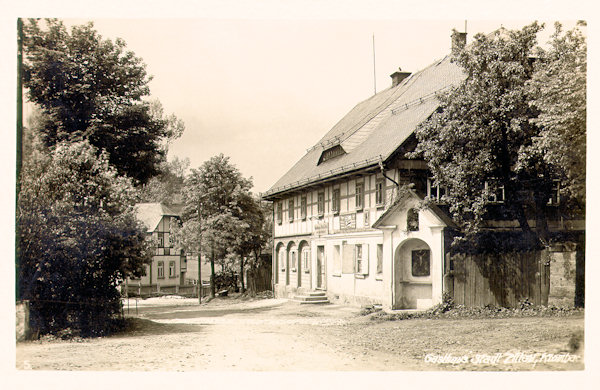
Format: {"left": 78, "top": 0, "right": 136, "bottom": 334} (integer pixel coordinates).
{"left": 414, "top": 23, "right": 556, "bottom": 245}
{"left": 177, "top": 154, "right": 254, "bottom": 297}
{"left": 22, "top": 19, "right": 184, "bottom": 184}
{"left": 18, "top": 141, "right": 151, "bottom": 336}
{"left": 137, "top": 156, "right": 190, "bottom": 205}
{"left": 527, "top": 22, "right": 586, "bottom": 209}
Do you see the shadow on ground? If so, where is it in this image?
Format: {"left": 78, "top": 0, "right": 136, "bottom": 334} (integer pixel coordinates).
{"left": 141, "top": 304, "right": 279, "bottom": 320}
{"left": 112, "top": 318, "right": 204, "bottom": 338}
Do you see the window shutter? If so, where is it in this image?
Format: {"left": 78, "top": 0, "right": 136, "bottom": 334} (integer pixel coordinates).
{"left": 363, "top": 244, "right": 369, "bottom": 275}
{"left": 342, "top": 243, "right": 355, "bottom": 274}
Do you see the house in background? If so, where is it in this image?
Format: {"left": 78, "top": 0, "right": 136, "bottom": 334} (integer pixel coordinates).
{"left": 262, "top": 31, "right": 584, "bottom": 310}
{"left": 125, "top": 203, "right": 188, "bottom": 295}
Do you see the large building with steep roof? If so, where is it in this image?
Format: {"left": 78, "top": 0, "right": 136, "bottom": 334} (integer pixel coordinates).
{"left": 262, "top": 30, "right": 584, "bottom": 310}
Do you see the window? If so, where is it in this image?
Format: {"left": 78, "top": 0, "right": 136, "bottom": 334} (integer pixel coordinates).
{"left": 355, "top": 244, "right": 369, "bottom": 275}
{"left": 318, "top": 144, "right": 346, "bottom": 165}
{"left": 548, "top": 180, "right": 560, "bottom": 205}
{"left": 484, "top": 180, "right": 505, "bottom": 203}
{"left": 276, "top": 202, "right": 282, "bottom": 225}
{"left": 301, "top": 196, "right": 307, "bottom": 220}
{"left": 375, "top": 179, "right": 385, "bottom": 206}
{"left": 169, "top": 261, "right": 176, "bottom": 278}
{"left": 427, "top": 177, "right": 446, "bottom": 202}
{"left": 317, "top": 192, "right": 325, "bottom": 216}
{"left": 288, "top": 199, "right": 294, "bottom": 221}
{"left": 376, "top": 244, "right": 383, "bottom": 275}
{"left": 411, "top": 249, "right": 430, "bottom": 277}
{"left": 332, "top": 188, "right": 340, "bottom": 214}
{"left": 158, "top": 232, "right": 165, "bottom": 248}
{"left": 407, "top": 208, "right": 419, "bottom": 231}
{"left": 157, "top": 261, "right": 165, "bottom": 279}
{"left": 302, "top": 248, "right": 310, "bottom": 273}
{"left": 279, "top": 248, "right": 285, "bottom": 271}
{"left": 355, "top": 182, "right": 364, "bottom": 210}
{"left": 290, "top": 250, "right": 297, "bottom": 271}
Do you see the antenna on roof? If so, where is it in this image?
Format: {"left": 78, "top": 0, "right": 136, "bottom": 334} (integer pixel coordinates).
{"left": 372, "top": 33, "right": 377, "bottom": 95}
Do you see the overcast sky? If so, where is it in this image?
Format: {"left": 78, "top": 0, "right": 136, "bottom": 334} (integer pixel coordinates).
{"left": 44, "top": 18, "right": 576, "bottom": 194}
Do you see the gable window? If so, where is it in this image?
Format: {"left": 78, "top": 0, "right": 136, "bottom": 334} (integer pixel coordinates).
{"left": 157, "top": 261, "right": 165, "bottom": 279}
{"left": 332, "top": 188, "right": 340, "bottom": 214}
{"left": 169, "top": 261, "right": 176, "bottom": 278}
{"left": 412, "top": 249, "right": 430, "bottom": 277}
{"left": 355, "top": 182, "right": 364, "bottom": 210}
{"left": 484, "top": 180, "right": 505, "bottom": 203}
{"left": 375, "top": 179, "right": 385, "bottom": 207}
{"left": 276, "top": 202, "right": 283, "bottom": 225}
{"left": 427, "top": 177, "right": 446, "bottom": 202}
{"left": 318, "top": 144, "right": 346, "bottom": 165}
{"left": 301, "top": 196, "right": 307, "bottom": 220}
{"left": 407, "top": 208, "right": 419, "bottom": 231}
{"left": 317, "top": 192, "right": 325, "bottom": 216}
{"left": 288, "top": 199, "right": 294, "bottom": 221}
{"left": 158, "top": 232, "right": 165, "bottom": 248}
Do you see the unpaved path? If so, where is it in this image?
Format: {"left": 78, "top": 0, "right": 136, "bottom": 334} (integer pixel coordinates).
{"left": 15, "top": 297, "right": 584, "bottom": 371}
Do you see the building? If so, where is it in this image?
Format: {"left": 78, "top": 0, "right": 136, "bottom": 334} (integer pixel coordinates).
{"left": 262, "top": 31, "right": 584, "bottom": 310}
{"left": 126, "top": 203, "right": 187, "bottom": 295}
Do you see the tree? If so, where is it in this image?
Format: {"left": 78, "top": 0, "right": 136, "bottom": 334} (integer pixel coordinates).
{"left": 177, "top": 154, "right": 253, "bottom": 298}
{"left": 527, "top": 22, "right": 586, "bottom": 209}
{"left": 22, "top": 19, "right": 184, "bottom": 184}
{"left": 413, "top": 23, "right": 555, "bottom": 246}
{"left": 137, "top": 156, "right": 190, "bottom": 205}
{"left": 229, "top": 194, "right": 272, "bottom": 293}
{"left": 18, "top": 140, "right": 151, "bottom": 336}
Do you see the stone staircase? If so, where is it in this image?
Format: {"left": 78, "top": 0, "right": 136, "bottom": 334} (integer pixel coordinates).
{"left": 292, "top": 291, "right": 330, "bottom": 304}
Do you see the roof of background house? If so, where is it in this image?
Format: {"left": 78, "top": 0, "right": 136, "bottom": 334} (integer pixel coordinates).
{"left": 135, "top": 203, "right": 181, "bottom": 233}
{"left": 263, "top": 54, "right": 465, "bottom": 199}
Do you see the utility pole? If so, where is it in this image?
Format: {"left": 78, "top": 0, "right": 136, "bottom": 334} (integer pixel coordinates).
{"left": 16, "top": 18, "right": 23, "bottom": 301}
{"left": 197, "top": 203, "right": 202, "bottom": 304}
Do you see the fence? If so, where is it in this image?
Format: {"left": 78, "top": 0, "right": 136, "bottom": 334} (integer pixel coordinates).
{"left": 448, "top": 250, "right": 551, "bottom": 307}
{"left": 124, "top": 283, "right": 211, "bottom": 298}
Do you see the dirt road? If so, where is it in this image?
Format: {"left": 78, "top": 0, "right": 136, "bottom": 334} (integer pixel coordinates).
{"left": 15, "top": 296, "right": 584, "bottom": 371}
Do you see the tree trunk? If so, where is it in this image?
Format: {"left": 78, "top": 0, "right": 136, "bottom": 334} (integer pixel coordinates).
{"left": 210, "top": 247, "right": 215, "bottom": 298}
{"left": 239, "top": 256, "right": 245, "bottom": 293}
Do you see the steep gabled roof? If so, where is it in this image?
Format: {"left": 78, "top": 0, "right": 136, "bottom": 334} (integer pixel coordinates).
{"left": 135, "top": 203, "right": 181, "bottom": 233}
{"left": 263, "top": 54, "right": 465, "bottom": 199}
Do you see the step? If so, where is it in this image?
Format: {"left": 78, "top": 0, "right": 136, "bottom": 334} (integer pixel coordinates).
{"left": 298, "top": 299, "right": 330, "bottom": 304}
{"left": 292, "top": 293, "right": 330, "bottom": 304}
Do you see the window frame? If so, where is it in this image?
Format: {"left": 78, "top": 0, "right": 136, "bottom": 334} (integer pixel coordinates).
{"left": 157, "top": 261, "right": 165, "bottom": 279}
{"left": 168, "top": 261, "right": 176, "bottom": 278}
{"left": 427, "top": 177, "right": 447, "bottom": 202}
{"left": 375, "top": 179, "right": 385, "bottom": 207}
{"left": 332, "top": 188, "right": 340, "bottom": 214}
{"left": 355, "top": 182, "right": 364, "bottom": 210}
{"left": 288, "top": 199, "right": 294, "bottom": 222}
{"left": 300, "top": 195, "right": 307, "bottom": 220}
{"left": 317, "top": 192, "right": 325, "bottom": 216}
{"left": 276, "top": 202, "right": 283, "bottom": 225}
{"left": 484, "top": 180, "right": 505, "bottom": 203}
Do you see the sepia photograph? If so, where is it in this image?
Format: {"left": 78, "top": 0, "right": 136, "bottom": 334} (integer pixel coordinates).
{"left": 3, "top": 0, "right": 596, "bottom": 388}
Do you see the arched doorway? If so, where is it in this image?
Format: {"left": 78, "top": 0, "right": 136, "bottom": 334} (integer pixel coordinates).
{"left": 394, "top": 238, "right": 433, "bottom": 309}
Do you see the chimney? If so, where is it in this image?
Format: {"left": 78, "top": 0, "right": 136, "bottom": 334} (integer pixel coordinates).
{"left": 451, "top": 29, "right": 467, "bottom": 54}
{"left": 390, "top": 67, "right": 411, "bottom": 87}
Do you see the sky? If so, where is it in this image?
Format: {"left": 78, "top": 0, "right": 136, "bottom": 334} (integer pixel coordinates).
{"left": 35, "top": 17, "right": 578, "bottom": 194}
